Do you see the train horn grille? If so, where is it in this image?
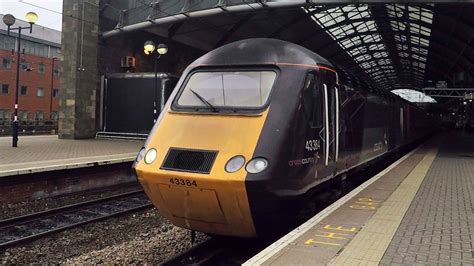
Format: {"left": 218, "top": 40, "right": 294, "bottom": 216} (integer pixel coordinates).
{"left": 161, "top": 148, "right": 218, "bottom": 174}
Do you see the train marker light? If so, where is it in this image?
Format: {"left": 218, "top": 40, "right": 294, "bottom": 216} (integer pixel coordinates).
{"left": 225, "top": 155, "right": 246, "bottom": 173}
{"left": 136, "top": 147, "right": 146, "bottom": 162}
{"left": 246, "top": 158, "right": 268, "bottom": 174}
{"left": 144, "top": 148, "right": 157, "bottom": 164}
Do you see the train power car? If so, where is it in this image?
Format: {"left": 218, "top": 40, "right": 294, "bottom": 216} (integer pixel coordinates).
{"left": 133, "top": 38, "right": 433, "bottom": 237}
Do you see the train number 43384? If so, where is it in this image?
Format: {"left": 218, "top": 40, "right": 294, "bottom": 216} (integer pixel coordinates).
{"left": 305, "top": 139, "right": 320, "bottom": 151}
{"left": 169, "top": 178, "right": 197, "bottom": 187}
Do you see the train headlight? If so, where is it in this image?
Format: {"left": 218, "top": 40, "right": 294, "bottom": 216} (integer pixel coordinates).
{"left": 135, "top": 147, "right": 146, "bottom": 163}
{"left": 144, "top": 148, "right": 157, "bottom": 164}
{"left": 246, "top": 157, "right": 268, "bottom": 174}
{"left": 225, "top": 155, "right": 246, "bottom": 173}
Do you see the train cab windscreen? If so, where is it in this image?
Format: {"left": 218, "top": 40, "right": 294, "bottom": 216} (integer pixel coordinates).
{"left": 175, "top": 70, "right": 276, "bottom": 111}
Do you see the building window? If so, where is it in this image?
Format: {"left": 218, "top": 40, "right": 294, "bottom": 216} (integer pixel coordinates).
{"left": 35, "top": 111, "right": 44, "bottom": 121}
{"left": 20, "top": 111, "right": 28, "bottom": 121}
{"left": 53, "top": 89, "right": 59, "bottom": 98}
{"left": 0, "top": 109, "right": 9, "bottom": 121}
{"left": 50, "top": 111, "right": 58, "bottom": 121}
{"left": 3, "top": 58, "right": 11, "bottom": 69}
{"left": 38, "top": 63, "right": 45, "bottom": 74}
{"left": 53, "top": 67, "right": 60, "bottom": 76}
{"left": 1, "top": 84, "right": 8, "bottom": 94}
{"left": 0, "top": 34, "right": 15, "bottom": 50}
{"left": 21, "top": 61, "right": 29, "bottom": 71}
{"left": 37, "top": 87, "right": 44, "bottom": 97}
{"left": 20, "top": 86, "right": 28, "bottom": 95}
{"left": 50, "top": 47, "right": 61, "bottom": 58}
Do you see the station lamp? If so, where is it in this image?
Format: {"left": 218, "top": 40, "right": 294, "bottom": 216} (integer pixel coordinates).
{"left": 2, "top": 14, "right": 16, "bottom": 27}
{"left": 143, "top": 41, "right": 169, "bottom": 123}
{"left": 2, "top": 12, "right": 39, "bottom": 147}
{"left": 143, "top": 41, "right": 168, "bottom": 56}
{"left": 143, "top": 41, "right": 155, "bottom": 55}
{"left": 25, "top": 12, "right": 39, "bottom": 27}
{"left": 157, "top": 43, "right": 168, "bottom": 55}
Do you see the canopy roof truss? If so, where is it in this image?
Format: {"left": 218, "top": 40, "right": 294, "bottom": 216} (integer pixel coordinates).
{"left": 304, "top": 4, "right": 434, "bottom": 90}
{"left": 100, "top": 0, "right": 474, "bottom": 97}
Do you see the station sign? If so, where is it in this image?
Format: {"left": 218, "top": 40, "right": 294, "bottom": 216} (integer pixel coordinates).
{"left": 435, "top": 80, "right": 447, "bottom": 88}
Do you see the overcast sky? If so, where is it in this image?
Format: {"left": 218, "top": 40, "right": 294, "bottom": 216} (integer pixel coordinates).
{"left": 1, "top": 0, "right": 63, "bottom": 31}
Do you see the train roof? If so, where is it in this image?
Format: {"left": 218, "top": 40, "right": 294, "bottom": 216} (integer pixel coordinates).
{"left": 191, "top": 38, "right": 333, "bottom": 68}
{"left": 187, "top": 38, "right": 422, "bottom": 110}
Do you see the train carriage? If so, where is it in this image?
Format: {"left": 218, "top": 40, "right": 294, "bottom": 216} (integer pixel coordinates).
{"left": 133, "top": 38, "right": 432, "bottom": 237}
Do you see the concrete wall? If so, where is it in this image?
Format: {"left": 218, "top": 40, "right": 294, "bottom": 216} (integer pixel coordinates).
{"left": 59, "top": 0, "right": 99, "bottom": 139}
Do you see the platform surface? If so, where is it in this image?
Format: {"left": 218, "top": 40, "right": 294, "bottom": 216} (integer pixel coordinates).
{"left": 0, "top": 135, "right": 144, "bottom": 177}
{"left": 245, "top": 132, "right": 474, "bottom": 265}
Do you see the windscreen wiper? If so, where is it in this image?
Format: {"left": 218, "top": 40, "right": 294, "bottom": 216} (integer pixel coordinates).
{"left": 190, "top": 89, "right": 218, "bottom": 112}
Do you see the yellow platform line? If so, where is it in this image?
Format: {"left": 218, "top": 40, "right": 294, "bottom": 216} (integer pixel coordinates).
{"left": 331, "top": 147, "right": 438, "bottom": 265}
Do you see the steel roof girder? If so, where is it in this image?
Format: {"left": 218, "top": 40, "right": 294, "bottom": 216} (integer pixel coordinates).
{"left": 429, "top": 42, "right": 474, "bottom": 70}
{"left": 321, "top": 29, "right": 473, "bottom": 71}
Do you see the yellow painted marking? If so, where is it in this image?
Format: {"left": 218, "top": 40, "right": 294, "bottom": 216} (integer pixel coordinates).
{"left": 350, "top": 197, "right": 378, "bottom": 210}
{"left": 305, "top": 239, "right": 341, "bottom": 246}
{"left": 332, "top": 146, "right": 438, "bottom": 265}
{"left": 349, "top": 204, "right": 376, "bottom": 210}
{"left": 323, "top": 225, "right": 358, "bottom": 232}
{"left": 315, "top": 231, "right": 349, "bottom": 240}
{"left": 358, "top": 197, "right": 373, "bottom": 202}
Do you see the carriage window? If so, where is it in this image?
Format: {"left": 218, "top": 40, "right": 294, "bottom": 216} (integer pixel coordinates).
{"left": 177, "top": 70, "right": 276, "bottom": 109}
{"left": 302, "top": 73, "right": 323, "bottom": 128}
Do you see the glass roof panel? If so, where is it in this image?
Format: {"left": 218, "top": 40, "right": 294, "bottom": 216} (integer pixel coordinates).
{"left": 392, "top": 89, "right": 437, "bottom": 103}
{"left": 386, "top": 4, "right": 433, "bottom": 88}
{"left": 305, "top": 4, "right": 397, "bottom": 88}
{"left": 305, "top": 4, "right": 434, "bottom": 89}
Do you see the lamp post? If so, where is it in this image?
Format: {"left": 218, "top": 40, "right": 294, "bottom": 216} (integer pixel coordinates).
{"left": 50, "top": 57, "right": 57, "bottom": 118}
{"left": 2, "top": 12, "right": 39, "bottom": 147}
{"left": 143, "top": 41, "right": 168, "bottom": 123}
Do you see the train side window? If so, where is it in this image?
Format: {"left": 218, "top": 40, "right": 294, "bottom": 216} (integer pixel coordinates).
{"left": 302, "top": 73, "right": 323, "bottom": 128}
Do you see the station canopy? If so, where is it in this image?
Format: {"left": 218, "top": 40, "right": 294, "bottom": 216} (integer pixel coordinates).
{"left": 101, "top": 0, "right": 474, "bottom": 102}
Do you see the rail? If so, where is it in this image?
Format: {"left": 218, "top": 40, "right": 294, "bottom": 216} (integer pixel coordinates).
{"left": 0, "top": 190, "right": 152, "bottom": 249}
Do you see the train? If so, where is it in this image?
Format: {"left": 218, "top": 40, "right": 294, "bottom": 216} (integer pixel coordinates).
{"left": 133, "top": 38, "right": 433, "bottom": 237}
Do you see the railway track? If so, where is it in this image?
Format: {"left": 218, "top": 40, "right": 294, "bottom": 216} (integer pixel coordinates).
{"left": 161, "top": 239, "right": 224, "bottom": 265}
{"left": 159, "top": 151, "right": 412, "bottom": 265}
{"left": 0, "top": 190, "right": 152, "bottom": 249}
{"left": 160, "top": 237, "right": 271, "bottom": 266}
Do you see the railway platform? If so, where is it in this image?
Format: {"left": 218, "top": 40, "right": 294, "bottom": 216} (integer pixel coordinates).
{"left": 245, "top": 132, "right": 474, "bottom": 265}
{"left": 0, "top": 135, "right": 144, "bottom": 204}
{"left": 0, "top": 135, "right": 143, "bottom": 177}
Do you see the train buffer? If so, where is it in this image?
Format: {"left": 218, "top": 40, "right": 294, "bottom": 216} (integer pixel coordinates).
{"left": 245, "top": 132, "right": 474, "bottom": 265}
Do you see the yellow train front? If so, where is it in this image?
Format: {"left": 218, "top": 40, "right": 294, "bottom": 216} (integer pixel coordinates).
{"left": 133, "top": 38, "right": 320, "bottom": 238}
{"left": 133, "top": 38, "right": 430, "bottom": 237}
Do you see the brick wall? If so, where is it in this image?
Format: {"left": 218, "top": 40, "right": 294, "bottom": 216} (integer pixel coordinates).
{"left": 0, "top": 163, "right": 135, "bottom": 204}
{"left": 0, "top": 49, "right": 60, "bottom": 120}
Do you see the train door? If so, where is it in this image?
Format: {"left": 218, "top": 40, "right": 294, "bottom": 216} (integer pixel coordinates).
{"left": 322, "top": 73, "right": 338, "bottom": 175}
{"left": 301, "top": 71, "right": 338, "bottom": 183}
